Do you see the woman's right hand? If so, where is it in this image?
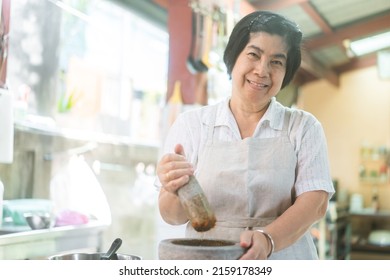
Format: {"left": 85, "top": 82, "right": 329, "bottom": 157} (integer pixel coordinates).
{"left": 156, "top": 143, "right": 194, "bottom": 194}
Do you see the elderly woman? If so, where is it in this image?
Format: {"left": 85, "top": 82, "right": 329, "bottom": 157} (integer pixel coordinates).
{"left": 156, "top": 10, "right": 334, "bottom": 260}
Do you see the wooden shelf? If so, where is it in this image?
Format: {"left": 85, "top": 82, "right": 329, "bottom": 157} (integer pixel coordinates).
{"left": 352, "top": 242, "right": 390, "bottom": 253}
{"left": 350, "top": 210, "right": 390, "bottom": 259}
{"left": 350, "top": 210, "right": 390, "bottom": 219}
{"left": 359, "top": 177, "right": 389, "bottom": 185}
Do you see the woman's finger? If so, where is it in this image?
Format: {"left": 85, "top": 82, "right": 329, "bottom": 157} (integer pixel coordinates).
{"left": 163, "top": 174, "right": 190, "bottom": 193}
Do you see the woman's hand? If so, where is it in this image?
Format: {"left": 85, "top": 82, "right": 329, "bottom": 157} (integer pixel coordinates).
{"left": 157, "top": 144, "right": 194, "bottom": 194}
{"left": 239, "top": 229, "right": 271, "bottom": 260}
{"left": 238, "top": 191, "right": 329, "bottom": 260}
{"left": 157, "top": 144, "right": 194, "bottom": 225}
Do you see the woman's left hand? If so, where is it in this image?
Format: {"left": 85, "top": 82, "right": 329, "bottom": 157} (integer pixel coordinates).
{"left": 239, "top": 229, "right": 270, "bottom": 260}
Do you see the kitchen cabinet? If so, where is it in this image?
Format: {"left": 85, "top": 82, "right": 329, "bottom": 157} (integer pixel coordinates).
{"left": 350, "top": 211, "right": 390, "bottom": 260}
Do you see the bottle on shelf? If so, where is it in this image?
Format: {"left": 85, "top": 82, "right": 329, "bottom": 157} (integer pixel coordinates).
{"left": 371, "top": 188, "right": 379, "bottom": 212}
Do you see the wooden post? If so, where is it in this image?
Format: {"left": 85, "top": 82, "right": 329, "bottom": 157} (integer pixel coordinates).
{"left": 166, "top": 0, "right": 199, "bottom": 105}
{"left": 0, "top": 0, "right": 11, "bottom": 88}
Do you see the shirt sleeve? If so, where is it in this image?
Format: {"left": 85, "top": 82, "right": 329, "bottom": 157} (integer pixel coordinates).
{"left": 294, "top": 119, "right": 335, "bottom": 199}
{"left": 161, "top": 113, "right": 197, "bottom": 163}
{"left": 154, "top": 112, "right": 200, "bottom": 189}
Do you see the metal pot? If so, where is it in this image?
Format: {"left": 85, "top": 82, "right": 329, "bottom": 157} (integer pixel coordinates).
{"left": 49, "top": 252, "right": 141, "bottom": 260}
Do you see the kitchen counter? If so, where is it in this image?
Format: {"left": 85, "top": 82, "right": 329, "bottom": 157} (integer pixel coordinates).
{"left": 0, "top": 221, "right": 108, "bottom": 259}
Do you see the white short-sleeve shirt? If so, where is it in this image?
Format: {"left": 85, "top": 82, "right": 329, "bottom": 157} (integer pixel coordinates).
{"left": 162, "top": 97, "right": 334, "bottom": 197}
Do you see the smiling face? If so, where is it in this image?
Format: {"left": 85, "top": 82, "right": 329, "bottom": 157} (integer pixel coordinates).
{"left": 230, "top": 32, "right": 288, "bottom": 112}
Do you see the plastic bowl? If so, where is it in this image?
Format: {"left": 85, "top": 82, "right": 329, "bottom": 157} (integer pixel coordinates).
{"left": 368, "top": 230, "right": 390, "bottom": 246}
{"left": 24, "top": 213, "right": 51, "bottom": 230}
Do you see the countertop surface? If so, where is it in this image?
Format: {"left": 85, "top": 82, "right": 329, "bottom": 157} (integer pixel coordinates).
{"left": 0, "top": 221, "right": 109, "bottom": 259}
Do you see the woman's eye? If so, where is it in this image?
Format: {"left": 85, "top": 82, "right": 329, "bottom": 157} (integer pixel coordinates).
{"left": 248, "top": 52, "right": 258, "bottom": 58}
{"left": 271, "top": 60, "right": 284, "bottom": 66}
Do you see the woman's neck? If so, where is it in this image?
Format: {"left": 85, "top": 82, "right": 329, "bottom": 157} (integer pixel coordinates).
{"left": 229, "top": 98, "right": 271, "bottom": 138}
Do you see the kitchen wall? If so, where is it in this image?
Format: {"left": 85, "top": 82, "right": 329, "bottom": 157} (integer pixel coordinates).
{"left": 300, "top": 66, "right": 390, "bottom": 209}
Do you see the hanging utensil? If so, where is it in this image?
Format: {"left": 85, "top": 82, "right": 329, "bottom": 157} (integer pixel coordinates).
{"left": 194, "top": 12, "right": 208, "bottom": 72}
{"left": 187, "top": 10, "right": 199, "bottom": 74}
{"left": 198, "top": 13, "right": 213, "bottom": 70}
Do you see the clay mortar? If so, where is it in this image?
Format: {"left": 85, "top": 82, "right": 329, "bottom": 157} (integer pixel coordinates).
{"left": 158, "top": 238, "right": 245, "bottom": 260}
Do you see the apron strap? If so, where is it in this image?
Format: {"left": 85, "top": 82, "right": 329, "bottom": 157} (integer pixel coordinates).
{"left": 205, "top": 105, "right": 218, "bottom": 146}
{"left": 215, "top": 217, "right": 276, "bottom": 228}
{"left": 282, "top": 109, "right": 292, "bottom": 131}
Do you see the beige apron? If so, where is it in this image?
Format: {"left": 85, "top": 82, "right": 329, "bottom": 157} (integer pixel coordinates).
{"left": 185, "top": 108, "right": 319, "bottom": 259}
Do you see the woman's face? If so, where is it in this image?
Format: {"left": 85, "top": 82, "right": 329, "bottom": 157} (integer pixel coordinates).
{"left": 231, "top": 32, "right": 287, "bottom": 109}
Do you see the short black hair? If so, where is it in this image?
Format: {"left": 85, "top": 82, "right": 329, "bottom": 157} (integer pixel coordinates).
{"left": 223, "top": 11, "right": 302, "bottom": 89}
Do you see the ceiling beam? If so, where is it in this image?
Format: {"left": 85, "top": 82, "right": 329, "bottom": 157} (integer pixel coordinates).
{"left": 304, "top": 13, "right": 390, "bottom": 50}
{"left": 294, "top": 68, "right": 318, "bottom": 86}
{"left": 248, "top": 0, "right": 308, "bottom": 11}
{"left": 301, "top": 50, "right": 339, "bottom": 87}
{"left": 248, "top": 0, "right": 334, "bottom": 35}
{"left": 334, "top": 53, "right": 377, "bottom": 74}
{"left": 153, "top": 0, "right": 168, "bottom": 10}
{"left": 299, "top": 2, "right": 332, "bottom": 34}
{"left": 114, "top": 0, "right": 168, "bottom": 28}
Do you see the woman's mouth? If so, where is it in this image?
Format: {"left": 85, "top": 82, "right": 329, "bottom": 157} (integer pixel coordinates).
{"left": 248, "top": 79, "right": 269, "bottom": 89}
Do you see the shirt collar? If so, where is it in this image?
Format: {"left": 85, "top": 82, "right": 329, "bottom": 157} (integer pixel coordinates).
{"left": 215, "top": 98, "right": 232, "bottom": 127}
{"left": 261, "top": 97, "right": 285, "bottom": 131}
{"left": 204, "top": 97, "right": 286, "bottom": 131}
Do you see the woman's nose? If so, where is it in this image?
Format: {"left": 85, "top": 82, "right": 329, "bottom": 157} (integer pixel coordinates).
{"left": 254, "top": 59, "right": 270, "bottom": 77}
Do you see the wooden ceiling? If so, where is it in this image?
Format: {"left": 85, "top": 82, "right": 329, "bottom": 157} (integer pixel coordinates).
{"left": 131, "top": 0, "right": 390, "bottom": 87}
{"left": 244, "top": 0, "right": 390, "bottom": 86}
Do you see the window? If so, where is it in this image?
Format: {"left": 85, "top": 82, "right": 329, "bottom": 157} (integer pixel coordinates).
{"left": 8, "top": 0, "right": 168, "bottom": 143}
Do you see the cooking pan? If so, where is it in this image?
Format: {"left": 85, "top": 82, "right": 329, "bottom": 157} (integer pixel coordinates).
{"left": 49, "top": 237, "right": 141, "bottom": 260}
{"left": 48, "top": 252, "right": 141, "bottom": 260}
